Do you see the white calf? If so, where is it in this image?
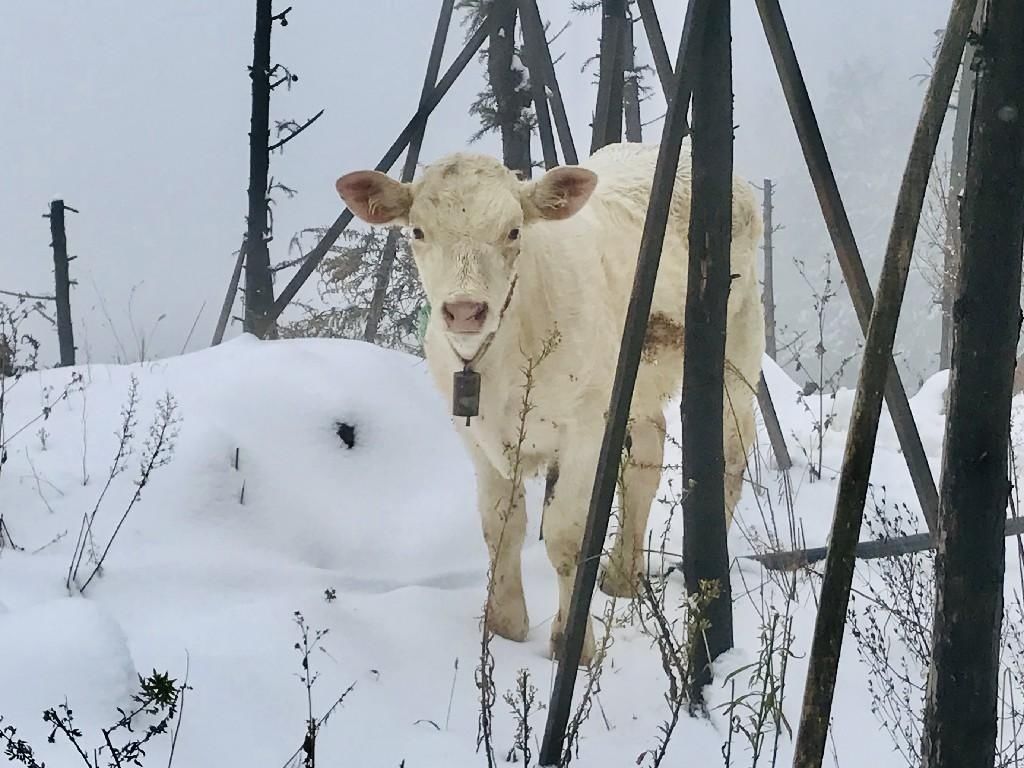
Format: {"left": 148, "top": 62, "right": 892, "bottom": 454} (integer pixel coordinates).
{"left": 337, "top": 141, "right": 765, "bottom": 664}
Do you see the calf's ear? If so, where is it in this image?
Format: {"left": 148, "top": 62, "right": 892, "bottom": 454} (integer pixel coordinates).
{"left": 521, "top": 166, "right": 598, "bottom": 221}
{"left": 336, "top": 170, "right": 413, "bottom": 225}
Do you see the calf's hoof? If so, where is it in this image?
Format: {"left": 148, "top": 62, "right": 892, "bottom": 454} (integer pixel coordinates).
{"left": 548, "top": 615, "right": 597, "bottom": 667}
{"left": 599, "top": 560, "right": 641, "bottom": 599}
{"left": 486, "top": 596, "right": 529, "bottom": 642}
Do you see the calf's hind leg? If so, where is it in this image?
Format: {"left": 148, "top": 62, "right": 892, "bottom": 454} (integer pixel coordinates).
{"left": 600, "top": 411, "right": 666, "bottom": 598}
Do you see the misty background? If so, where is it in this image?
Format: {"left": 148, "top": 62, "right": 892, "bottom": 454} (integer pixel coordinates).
{"left": 0, "top": 0, "right": 950, "bottom": 389}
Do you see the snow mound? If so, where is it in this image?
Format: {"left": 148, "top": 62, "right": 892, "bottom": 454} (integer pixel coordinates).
{"left": 0, "top": 598, "right": 137, "bottom": 733}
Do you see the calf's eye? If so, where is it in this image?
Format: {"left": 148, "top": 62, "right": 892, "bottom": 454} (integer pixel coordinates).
{"left": 507, "top": 228, "right": 520, "bottom": 241}
{"left": 412, "top": 227, "right": 425, "bottom": 241}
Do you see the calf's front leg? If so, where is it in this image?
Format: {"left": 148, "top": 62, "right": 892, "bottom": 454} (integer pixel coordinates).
{"left": 471, "top": 446, "right": 529, "bottom": 642}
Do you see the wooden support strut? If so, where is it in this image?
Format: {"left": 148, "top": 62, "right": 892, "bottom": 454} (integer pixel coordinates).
{"left": 538, "top": 0, "right": 710, "bottom": 763}
{"left": 517, "top": 0, "right": 559, "bottom": 170}
{"left": 755, "top": 0, "right": 940, "bottom": 534}
{"left": 784, "top": 0, "right": 979, "bottom": 762}
{"left": 363, "top": 0, "right": 455, "bottom": 343}
{"left": 519, "top": 0, "right": 578, "bottom": 165}
{"left": 259, "top": 0, "right": 519, "bottom": 332}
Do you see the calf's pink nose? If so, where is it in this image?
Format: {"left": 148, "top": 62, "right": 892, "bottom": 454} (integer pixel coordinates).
{"left": 442, "top": 300, "right": 489, "bottom": 333}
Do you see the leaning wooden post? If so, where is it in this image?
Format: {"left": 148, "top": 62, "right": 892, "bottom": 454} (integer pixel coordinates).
{"left": 538, "top": 1, "right": 709, "bottom": 763}
{"left": 681, "top": 0, "right": 734, "bottom": 697}
{"left": 921, "top": 1, "right": 1024, "bottom": 763}
{"left": 363, "top": 0, "right": 455, "bottom": 344}
{"left": 939, "top": 0, "right": 984, "bottom": 371}
{"left": 755, "top": 0, "right": 940, "bottom": 534}
{"left": 262, "top": 0, "right": 518, "bottom": 331}
{"left": 211, "top": 240, "right": 246, "bottom": 346}
{"left": 635, "top": 0, "right": 675, "bottom": 106}
{"left": 788, "top": 0, "right": 978, "bottom": 763}
{"left": 517, "top": 0, "right": 559, "bottom": 169}
{"left": 46, "top": 200, "right": 76, "bottom": 367}
{"left": 520, "top": 0, "right": 578, "bottom": 165}
{"left": 591, "top": 0, "right": 628, "bottom": 152}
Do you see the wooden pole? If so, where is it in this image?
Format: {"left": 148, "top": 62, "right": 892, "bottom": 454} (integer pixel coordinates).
{"left": 518, "top": 0, "right": 559, "bottom": 169}
{"left": 755, "top": 0, "right": 940, "bottom": 534}
{"left": 788, "top": 0, "right": 978, "bottom": 762}
{"left": 262, "top": 0, "right": 518, "bottom": 331}
{"left": 363, "top": 0, "right": 454, "bottom": 344}
{"left": 939, "top": 1, "right": 984, "bottom": 371}
{"left": 681, "top": 0, "right": 734, "bottom": 697}
{"left": 211, "top": 240, "right": 246, "bottom": 346}
{"left": 520, "top": 0, "right": 578, "bottom": 165}
{"left": 635, "top": 0, "right": 675, "bottom": 106}
{"left": 922, "top": 1, "right": 1024, "bottom": 763}
{"left": 762, "top": 178, "right": 777, "bottom": 361}
{"left": 538, "top": 1, "right": 709, "bottom": 763}
{"left": 758, "top": 373, "right": 792, "bottom": 471}
{"left": 591, "top": 0, "right": 628, "bottom": 152}
{"left": 47, "top": 200, "right": 76, "bottom": 367}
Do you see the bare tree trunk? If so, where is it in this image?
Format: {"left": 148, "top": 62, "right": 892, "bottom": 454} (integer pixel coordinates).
{"left": 623, "top": 17, "right": 643, "bottom": 143}
{"left": 921, "top": 1, "right": 1024, "bottom": 763}
{"left": 762, "top": 178, "right": 777, "bottom": 360}
{"left": 48, "top": 200, "right": 76, "bottom": 367}
{"left": 591, "top": 0, "right": 627, "bottom": 152}
{"left": 243, "top": 0, "right": 275, "bottom": 337}
{"left": 682, "top": 0, "right": 733, "bottom": 698}
{"left": 939, "top": 1, "right": 984, "bottom": 370}
{"left": 489, "top": 5, "right": 532, "bottom": 177}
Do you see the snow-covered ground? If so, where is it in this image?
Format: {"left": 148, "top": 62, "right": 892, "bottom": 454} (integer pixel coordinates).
{"left": 0, "top": 336, "right": 1019, "bottom": 767}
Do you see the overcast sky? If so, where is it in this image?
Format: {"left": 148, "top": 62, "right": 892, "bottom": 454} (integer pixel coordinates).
{"left": 1, "top": 0, "right": 947, "bottom": 366}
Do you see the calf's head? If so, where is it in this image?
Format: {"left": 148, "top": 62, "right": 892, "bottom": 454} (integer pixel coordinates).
{"left": 336, "top": 154, "right": 597, "bottom": 360}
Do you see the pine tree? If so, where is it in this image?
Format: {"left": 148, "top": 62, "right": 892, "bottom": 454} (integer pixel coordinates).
{"left": 279, "top": 230, "right": 426, "bottom": 355}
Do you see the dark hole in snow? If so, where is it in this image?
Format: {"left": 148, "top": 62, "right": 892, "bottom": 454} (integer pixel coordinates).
{"left": 336, "top": 422, "right": 356, "bottom": 449}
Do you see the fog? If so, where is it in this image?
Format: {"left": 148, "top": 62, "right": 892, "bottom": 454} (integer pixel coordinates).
{"left": 1, "top": 0, "right": 948, "bottom": 386}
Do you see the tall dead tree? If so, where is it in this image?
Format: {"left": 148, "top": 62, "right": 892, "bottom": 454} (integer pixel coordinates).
{"left": 243, "top": 0, "right": 276, "bottom": 336}
{"left": 241, "top": 2, "right": 322, "bottom": 338}
{"left": 591, "top": 0, "right": 628, "bottom": 151}
{"left": 681, "top": 0, "right": 734, "bottom": 696}
{"left": 461, "top": 0, "right": 534, "bottom": 177}
{"left": 939, "top": 1, "right": 985, "bottom": 370}
{"left": 921, "top": 1, "right": 1024, "bottom": 763}
{"left": 622, "top": 13, "right": 643, "bottom": 142}
{"left": 762, "top": 179, "right": 777, "bottom": 360}
{"left": 46, "top": 200, "right": 76, "bottom": 367}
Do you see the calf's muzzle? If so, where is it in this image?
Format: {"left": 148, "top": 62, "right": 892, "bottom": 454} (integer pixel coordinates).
{"left": 442, "top": 300, "right": 489, "bottom": 333}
